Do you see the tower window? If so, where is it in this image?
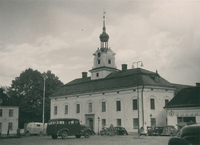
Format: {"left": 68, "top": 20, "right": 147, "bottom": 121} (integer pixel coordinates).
{"left": 98, "top": 59, "right": 100, "bottom": 64}
{"left": 96, "top": 73, "right": 99, "bottom": 77}
{"left": 108, "top": 59, "right": 111, "bottom": 64}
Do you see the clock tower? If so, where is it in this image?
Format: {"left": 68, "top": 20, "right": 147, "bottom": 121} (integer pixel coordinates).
{"left": 89, "top": 12, "right": 118, "bottom": 80}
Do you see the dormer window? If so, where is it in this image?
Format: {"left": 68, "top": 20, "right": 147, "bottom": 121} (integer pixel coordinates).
{"left": 108, "top": 59, "right": 111, "bottom": 64}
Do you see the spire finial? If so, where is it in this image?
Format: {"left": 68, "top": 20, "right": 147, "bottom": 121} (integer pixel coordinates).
{"left": 103, "top": 10, "right": 106, "bottom": 31}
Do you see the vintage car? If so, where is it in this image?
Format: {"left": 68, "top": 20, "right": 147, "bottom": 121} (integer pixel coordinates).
{"left": 168, "top": 124, "right": 200, "bottom": 145}
{"left": 146, "top": 126, "right": 164, "bottom": 136}
{"left": 152, "top": 126, "right": 164, "bottom": 136}
{"left": 25, "top": 122, "right": 47, "bottom": 136}
{"left": 115, "top": 127, "right": 129, "bottom": 135}
{"left": 160, "top": 125, "right": 177, "bottom": 136}
{"left": 46, "top": 118, "right": 92, "bottom": 139}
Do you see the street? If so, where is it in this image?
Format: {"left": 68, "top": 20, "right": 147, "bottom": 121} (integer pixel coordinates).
{"left": 0, "top": 134, "right": 171, "bottom": 145}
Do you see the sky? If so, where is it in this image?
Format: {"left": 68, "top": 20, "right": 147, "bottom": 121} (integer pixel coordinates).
{"left": 0, "top": 0, "right": 200, "bottom": 87}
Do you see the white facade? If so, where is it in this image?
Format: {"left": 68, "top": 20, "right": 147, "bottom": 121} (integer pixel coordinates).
{"left": 50, "top": 86, "right": 174, "bottom": 133}
{"left": 0, "top": 106, "right": 19, "bottom": 134}
{"left": 50, "top": 14, "right": 175, "bottom": 133}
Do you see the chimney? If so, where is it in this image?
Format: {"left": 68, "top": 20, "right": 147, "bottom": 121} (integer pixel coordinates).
{"left": 196, "top": 82, "right": 200, "bottom": 87}
{"left": 122, "top": 64, "right": 127, "bottom": 71}
{"left": 82, "top": 72, "right": 87, "bottom": 79}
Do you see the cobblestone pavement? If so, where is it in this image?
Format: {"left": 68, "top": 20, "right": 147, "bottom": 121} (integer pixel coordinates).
{"left": 0, "top": 134, "right": 171, "bottom": 145}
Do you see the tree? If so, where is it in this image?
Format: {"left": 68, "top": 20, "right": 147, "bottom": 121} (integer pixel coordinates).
{"left": 8, "top": 68, "right": 63, "bottom": 128}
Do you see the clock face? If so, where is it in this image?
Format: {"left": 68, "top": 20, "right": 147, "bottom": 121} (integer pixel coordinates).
{"left": 98, "top": 52, "right": 101, "bottom": 57}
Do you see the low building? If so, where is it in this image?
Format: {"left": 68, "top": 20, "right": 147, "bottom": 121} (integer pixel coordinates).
{"left": 164, "top": 83, "right": 200, "bottom": 130}
{"left": 0, "top": 88, "right": 19, "bottom": 135}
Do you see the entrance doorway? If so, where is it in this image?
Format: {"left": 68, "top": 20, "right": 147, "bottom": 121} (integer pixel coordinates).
{"left": 85, "top": 114, "right": 95, "bottom": 132}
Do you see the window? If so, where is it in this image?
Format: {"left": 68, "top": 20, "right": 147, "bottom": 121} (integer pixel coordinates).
{"left": 9, "top": 109, "right": 13, "bottom": 117}
{"left": 151, "top": 118, "right": 156, "bottom": 127}
{"left": 116, "top": 101, "right": 121, "bottom": 111}
{"left": 133, "top": 118, "right": 138, "bottom": 129}
{"left": 54, "top": 106, "right": 57, "bottom": 115}
{"left": 108, "top": 59, "right": 111, "bottom": 64}
{"left": 76, "top": 104, "right": 80, "bottom": 113}
{"left": 177, "top": 117, "right": 196, "bottom": 123}
{"left": 132, "top": 99, "right": 137, "bottom": 110}
{"left": 0, "top": 122, "right": 2, "bottom": 130}
{"left": 65, "top": 105, "right": 68, "bottom": 114}
{"left": 98, "top": 59, "right": 100, "bottom": 64}
{"left": 165, "top": 99, "right": 169, "bottom": 106}
{"left": 102, "top": 119, "right": 106, "bottom": 127}
{"left": 96, "top": 73, "right": 99, "bottom": 77}
{"left": 8, "top": 122, "right": 13, "bottom": 130}
{"left": 102, "top": 102, "right": 106, "bottom": 112}
{"left": 88, "top": 103, "right": 92, "bottom": 113}
{"left": 117, "top": 119, "right": 121, "bottom": 127}
{"left": 0, "top": 109, "right": 2, "bottom": 117}
{"left": 150, "top": 98, "right": 155, "bottom": 109}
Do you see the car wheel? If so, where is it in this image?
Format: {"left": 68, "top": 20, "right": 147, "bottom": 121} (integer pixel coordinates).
{"left": 61, "top": 131, "right": 68, "bottom": 139}
{"left": 84, "top": 131, "right": 91, "bottom": 138}
{"left": 52, "top": 135, "right": 57, "bottom": 139}
{"left": 75, "top": 135, "right": 81, "bottom": 138}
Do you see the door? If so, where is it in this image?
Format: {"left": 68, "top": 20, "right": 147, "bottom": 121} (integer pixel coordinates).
{"left": 88, "top": 119, "right": 94, "bottom": 131}
{"left": 85, "top": 114, "right": 95, "bottom": 132}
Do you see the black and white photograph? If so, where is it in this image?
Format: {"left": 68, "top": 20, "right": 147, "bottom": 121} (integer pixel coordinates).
{"left": 0, "top": 0, "right": 200, "bottom": 145}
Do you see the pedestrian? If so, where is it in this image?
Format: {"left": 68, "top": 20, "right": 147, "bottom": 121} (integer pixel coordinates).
{"left": 109, "top": 124, "right": 115, "bottom": 136}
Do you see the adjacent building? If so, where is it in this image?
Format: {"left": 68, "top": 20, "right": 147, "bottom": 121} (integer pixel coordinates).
{"left": 49, "top": 14, "right": 177, "bottom": 133}
{"left": 164, "top": 83, "right": 200, "bottom": 130}
{"left": 0, "top": 92, "right": 19, "bottom": 135}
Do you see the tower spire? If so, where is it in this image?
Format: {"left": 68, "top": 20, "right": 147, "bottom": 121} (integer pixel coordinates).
{"left": 99, "top": 11, "right": 109, "bottom": 51}
{"left": 103, "top": 11, "right": 106, "bottom": 31}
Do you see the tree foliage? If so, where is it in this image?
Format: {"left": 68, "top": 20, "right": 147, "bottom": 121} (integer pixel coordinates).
{"left": 8, "top": 68, "right": 64, "bottom": 128}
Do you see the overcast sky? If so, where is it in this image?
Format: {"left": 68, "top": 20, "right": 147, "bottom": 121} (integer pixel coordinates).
{"left": 0, "top": 0, "right": 200, "bottom": 87}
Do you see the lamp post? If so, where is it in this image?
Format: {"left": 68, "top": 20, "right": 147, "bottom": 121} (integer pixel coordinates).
{"left": 98, "top": 117, "right": 100, "bottom": 135}
{"left": 42, "top": 74, "right": 48, "bottom": 134}
{"left": 132, "top": 61, "right": 144, "bottom": 139}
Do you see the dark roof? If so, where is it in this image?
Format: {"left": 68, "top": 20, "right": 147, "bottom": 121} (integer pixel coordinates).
{"left": 164, "top": 87, "right": 200, "bottom": 108}
{"left": 50, "top": 68, "right": 174, "bottom": 98}
{"left": 172, "top": 83, "right": 194, "bottom": 95}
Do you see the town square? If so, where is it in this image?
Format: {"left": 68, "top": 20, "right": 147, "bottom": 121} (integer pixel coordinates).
{"left": 0, "top": 0, "right": 200, "bottom": 145}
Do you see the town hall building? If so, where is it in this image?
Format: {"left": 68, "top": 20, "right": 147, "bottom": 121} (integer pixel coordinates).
{"left": 49, "top": 14, "right": 176, "bottom": 133}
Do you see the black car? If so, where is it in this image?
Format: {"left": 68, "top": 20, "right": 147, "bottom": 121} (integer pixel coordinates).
{"left": 152, "top": 126, "right": 164, "bottom": 136}
{"left": 47, "top": 118, "right": 92, "bottom": 139}
{"left": 115, "top": 127, "right": 129, "bottom": 135}
{"left": 168, "top": 124, "right": 200, "bottom": 145}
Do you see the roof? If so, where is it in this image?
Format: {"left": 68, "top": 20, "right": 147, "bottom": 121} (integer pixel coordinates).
{"left": 172, "top": 83, "right": 194, "bottom": 95}
{"left": 49, "top": 118, "right": 79, "bottom": 121}
{"left": 50, "top": 68, "right": 175, "bottom": 98}
{"left": 164, "top": 87, "right": 200, "bottom": 108}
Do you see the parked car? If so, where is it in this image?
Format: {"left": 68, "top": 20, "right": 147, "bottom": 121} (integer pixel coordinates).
{"left": 161, "top": 125, "right": 177, "bottom": 136}
{"left": 168, "top": 124, "right": 200, "bottom": 145}
{"left": 46, "top": 118, "right": 92, "bottom": 139}
{"left": 115, "top": 127, "right": 129, "bottom": 135}
{"left": 152, "top": 126, "right": 164, "bottom": 136}
{"left": 25, "top": 122, "right": 47, "bottom": 136}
